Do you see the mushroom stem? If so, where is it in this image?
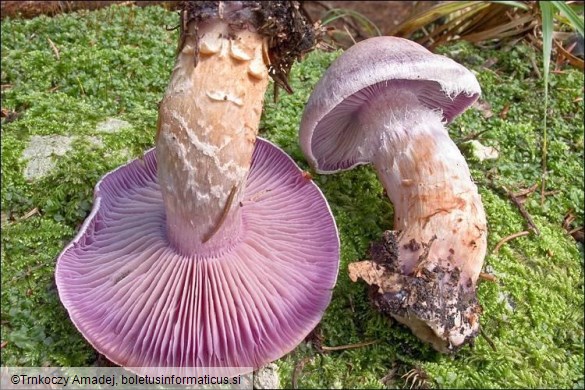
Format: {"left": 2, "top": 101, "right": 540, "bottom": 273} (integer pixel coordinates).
{"left": 362, "top": 89, "right": 488, "bottom": 351}
{"left": 371, "top": 104, "right": 487, "bottom": 282}
{"left": 156, "top": 16, "right": 269, "bottom": 255}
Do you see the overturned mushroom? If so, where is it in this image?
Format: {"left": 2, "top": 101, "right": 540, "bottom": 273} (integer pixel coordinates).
{"left": 299, "top": 36, "right": 487, "bottom": 353}
{"left": 56, "top": 1, "right": 339, "bottom": 376}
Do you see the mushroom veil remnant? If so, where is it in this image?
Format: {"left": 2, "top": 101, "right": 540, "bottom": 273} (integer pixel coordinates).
{"left": 56, "top": 1, "right": 339, "bottom": 376}
{"left": 299, "top": 36, "right": 487, "bottom": 353}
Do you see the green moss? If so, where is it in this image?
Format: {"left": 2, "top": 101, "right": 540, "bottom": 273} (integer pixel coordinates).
{"left": 1, "top": 218, "right": 94, "bottom": 366}
{"left": 1, "top": 6, "right": 583, "bottom": 389}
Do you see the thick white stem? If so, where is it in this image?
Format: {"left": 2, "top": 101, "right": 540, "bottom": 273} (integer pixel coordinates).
{"left": 368, "top": 91, "right": 487, "bottom": 284}
{"left": 156, "top": 20, "right": 269, "bottom": 256}
{"left": 346, "top": 88, "right": 488, "bottom": 351}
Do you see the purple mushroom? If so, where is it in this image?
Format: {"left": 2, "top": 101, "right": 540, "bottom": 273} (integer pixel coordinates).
{"left": 56, "top": 2, "right": 339, "bottom": 376}
{"left": 299, "top": 36, "right": 487, "bottom": 353}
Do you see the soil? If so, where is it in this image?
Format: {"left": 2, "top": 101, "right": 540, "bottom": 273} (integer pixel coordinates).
{"left": 302, "top": 1, "right": 434, "bottom": 36}
{"left": 0, "top": 1, "right": 432, "bottom": 37}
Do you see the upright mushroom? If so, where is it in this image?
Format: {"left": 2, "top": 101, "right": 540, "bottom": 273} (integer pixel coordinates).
{"left": 299, "top": 36, "right": 487, "bottom": 353}
{"left": 56, "top": 1, "right": 339, "bottom": 376}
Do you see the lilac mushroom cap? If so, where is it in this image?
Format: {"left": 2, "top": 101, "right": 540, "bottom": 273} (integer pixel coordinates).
{"left": 56, "top": 138, "right": 339, "bottom": 376}
{"left": 300, "top": 36, "right": 481, "bottom": 173}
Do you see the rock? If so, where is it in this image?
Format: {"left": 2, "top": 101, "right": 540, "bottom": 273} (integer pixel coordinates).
{"left": 254, "top": 363, "right": 280, "bottom": 389}
{"left": 96, "top": 118, "right": 132, "bottom": 133}
{"left": 22, "top": 135, "right": 74, "bottom": 180}
{"left": 87, "top": 136, "right": 104, "bottom": 148}
{"left": 465, "top": 140, "right": 499, "bottom": 162}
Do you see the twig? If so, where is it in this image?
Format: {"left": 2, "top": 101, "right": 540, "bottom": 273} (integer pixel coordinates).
{"left": 6, "top": 208, "right": 40, "bottom": 226}
{"left": 569, "top": 227, "right": 584, "bottom": 243}
{"left": 569, "top": 226, "right": 583, "bottom": 235}
{"left": 19, "top": 207, "right": 39, "bottom": 220}
{"left": 239, "top": 188, "right": 272, "bottom": 206}
{"left": 421, "top": 26, "right": 435, "bottom": 46}
{"left": 494, "top": 231, "right": 530, "bottom": 254}
{"left": 513, "top": 183, "right": 539, "bottom": 199}
{"left": 291, "top": 356, "right": 312, "bottom": 389}
{"left": 203, "top": 185, "right": 237, "bottom": 243}
{"left": 272, "top": 82, "right": 280, "bottom": 103}
{"left": 562, "top": 212, "right": 576, "bottom": 230}
{"left": 401, "top": 366, "right": 430, "bottom": 390}
{"left": 343, "top": 24, "right": 357, "bottom": 46}
{"left": 501, "top": 185, "right": 540, "bottom": 235}
{"left": 479, "top": 328, "right": 497, "bottom": 352}
{"left": 47, "top": 37, "right": 60, "bottom": 60}
{"left": 543, "top": 190, "right": 560, "bottom": 197}
{"left": 457, "top": 128, "right": 491, "bottom": 143}
{"left": 528, "top": 53, "right": 541, "bottom": 79}
{"left": 479, "top": 272, "right": 497, "bottom": 283}
{"left": 320, "top": 339, "right": 379, "bottom": 352}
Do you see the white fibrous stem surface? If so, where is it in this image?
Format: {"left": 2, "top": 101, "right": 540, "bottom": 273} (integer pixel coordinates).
{"left": 349, "top": 88, "right": 487, "bottom": 351}
{"left": 373, "top": 107, "right": 487, "bottom": 282}
{"left": 156, "top": 20, "right": 269, "bottom": 256}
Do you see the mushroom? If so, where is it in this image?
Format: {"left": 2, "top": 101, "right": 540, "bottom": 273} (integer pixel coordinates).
{"left": 56, "top": 1, "right": 339, "bottom": 377}
{"left": 299, "top": 36, "right": 487, "bottom": 353}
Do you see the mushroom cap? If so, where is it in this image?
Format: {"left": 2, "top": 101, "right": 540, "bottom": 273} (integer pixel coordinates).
{"left": 299, "top": 36, "right": 481, "bottom": 173}
{"left": 55, "top": 138, "right": 339, "bottom": 377}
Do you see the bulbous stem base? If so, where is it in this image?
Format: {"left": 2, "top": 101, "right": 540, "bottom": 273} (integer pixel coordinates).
{"left": 350, "top": 87, "right": 488, "bottom": 352}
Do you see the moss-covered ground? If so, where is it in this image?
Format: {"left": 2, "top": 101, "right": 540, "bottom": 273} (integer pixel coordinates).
{"left": 1, "top": 5, "right": 583, "bottom": 389}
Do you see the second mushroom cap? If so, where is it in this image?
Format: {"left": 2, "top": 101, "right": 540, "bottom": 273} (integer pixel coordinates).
{"left": 300, "top": 36, "right": 481, "bottom": 173}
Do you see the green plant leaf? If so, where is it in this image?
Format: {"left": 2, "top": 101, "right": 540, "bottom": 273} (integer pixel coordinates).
{"left": 550, "top": 1, "right": 584, "bottom": 36}
{"left": 539, "top": 0, "right": 554, "bottom": 194}
{"left": 540, "top": 2, "right": 555, "bottom": 79}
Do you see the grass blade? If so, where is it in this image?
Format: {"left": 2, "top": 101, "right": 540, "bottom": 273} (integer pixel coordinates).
{"left": 391, "top": 1, "right": 487, "bottom": 37}
{"left": 539, "top": 0, "right": 554, "bottom": 205}
{"left": 550, "top": 1, "right": 584, "bottom": 36}
{"left": 462, "top": 13, "right": 536, "bottom": 42}
{"left": 416, "top": 4, "right": 488, "bottom": 47}
{"left": 489, "top": 1, "right": 531, "bottom": 11}
{"left": 322, "top": 8, "right": 382, "bottom": 37}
